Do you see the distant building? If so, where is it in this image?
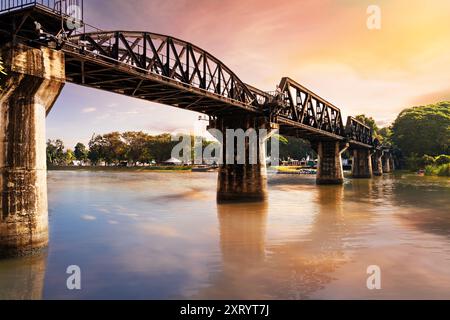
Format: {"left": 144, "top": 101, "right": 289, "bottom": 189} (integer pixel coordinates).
{"left": 70, "top": 160, "right": 90, "bottom": 166}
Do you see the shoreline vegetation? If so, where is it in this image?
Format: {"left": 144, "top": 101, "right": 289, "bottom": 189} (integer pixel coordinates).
{"left": 391, "top": 102, "right": 449, "bottom": 177}
{"left": 48, "top": 165, "right": 194, "bottom": 172}
{"left": 47, "top": 102, "right": 449, "bottom": 177}
{"left": 425, "top": 163, "right": 450, "bottom": 177}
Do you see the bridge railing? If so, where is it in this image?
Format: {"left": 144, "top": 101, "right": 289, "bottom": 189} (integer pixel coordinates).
{"left": 1, "top": 0, "right": 41, "bottom": 13}
{"left": 0, "top": 0, "right": 83, "bottom": 19}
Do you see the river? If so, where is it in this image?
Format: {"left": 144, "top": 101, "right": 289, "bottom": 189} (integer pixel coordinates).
{"left": 0, "top": 171, "right": 449, "bottom": 299}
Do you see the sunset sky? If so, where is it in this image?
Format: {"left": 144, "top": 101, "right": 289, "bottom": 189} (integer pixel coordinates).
{"left": 47, "top": 0, "right": 450, "bottom": 148}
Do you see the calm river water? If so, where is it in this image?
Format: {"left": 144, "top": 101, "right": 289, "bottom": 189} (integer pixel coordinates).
{"left": 0, "top": 171, "right": 449, "bottom": 299}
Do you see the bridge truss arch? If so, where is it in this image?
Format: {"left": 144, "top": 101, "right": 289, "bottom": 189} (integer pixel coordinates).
{"left": 64, "top": 30, "right": 266, "bottom": 113}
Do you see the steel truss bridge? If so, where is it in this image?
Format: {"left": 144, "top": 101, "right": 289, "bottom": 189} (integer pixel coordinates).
{"left": 0, "top": 0, "right": 376, "bottom": 150}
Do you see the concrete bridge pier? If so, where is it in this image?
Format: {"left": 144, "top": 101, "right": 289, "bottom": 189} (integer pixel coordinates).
{"left": 0, "top": 43, "right": 65, "bottom": 258}
{"left": 372, "top": 150, "right": 384, "bottom": 176}
{"left": 382, "top": 154, "right": 392, "bottom": 173}
{"left": 314, "top": 141, "right": 349, "bottom": 185}
{"left": 351, "top": 148, "right": 373, "bottom": 179}
{"left": 211, "top": 116, "right": 269, "bottom": 203}
{"left": 389, "top": 156, "right": 395, "bottom": 172}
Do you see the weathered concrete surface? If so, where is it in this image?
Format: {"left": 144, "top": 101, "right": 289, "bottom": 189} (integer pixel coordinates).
{"left": 372, "top": 150, "right": 384, "bottom": 176}
{"left": 352, "top": 148, "right": 373, "bottom": 179}
{"left": 314, "top": 141, "right": 348, "bottom": 185}
{"left": 0, "top": 43, "right": 64, "bottom": 258}
{"left": 211, "top": 116, "right": 268, "bottom": 202}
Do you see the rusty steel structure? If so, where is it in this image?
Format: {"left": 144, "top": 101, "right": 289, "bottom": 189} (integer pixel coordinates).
{"left": 0, "top": 0, "right": 381, "bottom": 149}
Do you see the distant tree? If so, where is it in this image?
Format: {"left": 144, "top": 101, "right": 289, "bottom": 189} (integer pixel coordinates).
{"left": 46, "top": 139, "right": 65, "bottom": 165}
{"left": 355, "top": 114, "right": 382, "bottom": 142}
{"left": 122, "top": 131, "right": 152, "bottom": 165}
{"left": 355, "top": 114, "right": 379, "bottom": 133}
{"left": 87, "top": 132, "right": 127, "bottom": 165}
{"left": 102, "top": 132, "right": 127, "bottom": 165}
{"left": 64, "top": 149, "right": 76, "bottom": 165}
{"left": 147, "top": 134, "right": 178, "bottom": 163}
{"left": 74, "top": 143, "right": 89, "bottom": 162}
{"left": 278, "top": 136, "right": 314, "bottom": 161}
{"left": 88, "top": 134, "right": 104, "bottom": 165}
{"left": 46, "top": 140, "right": 57, "bottom": 165}
{"left": 378, "top": 126, "right": 393, "bottom": 145}
{"left": 391, "top": 102, "right": 450, "bottom": 157}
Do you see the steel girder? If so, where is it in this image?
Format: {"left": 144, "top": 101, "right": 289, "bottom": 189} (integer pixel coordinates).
{"left": 345, "top": 117, "right": 373, "bottom": 148}
{"left": 271, "top": 77, "right": 345, "bottom": 138}
{"left": 66, "top": 31, "right": 258, "bottom": 109}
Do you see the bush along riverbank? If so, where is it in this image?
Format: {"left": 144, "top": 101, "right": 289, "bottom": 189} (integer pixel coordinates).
{"left": 425, "top": 163, "right": 450, "bottom": 177}
{"left": 420, "top": 155, "right": 450, "bottom": 177}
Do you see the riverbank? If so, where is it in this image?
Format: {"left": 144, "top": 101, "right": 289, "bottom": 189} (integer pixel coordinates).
{"left": 273, "top": 166, "right": 317, "bottom": 175}
{"left": 48, "top": 165, "right": 317, "bottom": 174}
{"left": 425, "top": 164, "right": 450, "bottom": 177}
{"left": 48, "top": 165, "right": 193, "bottom": 172}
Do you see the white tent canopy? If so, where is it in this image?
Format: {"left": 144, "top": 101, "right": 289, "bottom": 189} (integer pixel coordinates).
{"left": 164, "top": 157, "right": 183, "bottom": 164}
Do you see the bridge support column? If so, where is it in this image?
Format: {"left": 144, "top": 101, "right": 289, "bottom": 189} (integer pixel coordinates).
{"left": 0, "top": 43, "right": 65, "bottom": 258}
{"left": 351, "top": 149, "right": 373, "bottom": 179}
{"left": 389, "top": 156, "right": 395, "bottom": 172}
{"left": 372, "top": 150, "right": 384, "bottom": 176}
{"left": 212, "top": 116, "right": 269, "bottom": 203}
{"left": 315, "top": 141, "right": 348, "bottom": 185}
{"left": 382, "top": 154, "right": 391, "bottom": 173}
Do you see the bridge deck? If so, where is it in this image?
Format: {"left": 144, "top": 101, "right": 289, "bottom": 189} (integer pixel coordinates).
{"left": 64, "top": 49, "right": 259, "bottom": 115}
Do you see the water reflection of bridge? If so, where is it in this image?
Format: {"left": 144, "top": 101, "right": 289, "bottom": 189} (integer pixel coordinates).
{"left": 191, "top": 182, "right": 379, "bottom": 299}
{"left": 0, "top": 253, "right": 47, "bottom": 300}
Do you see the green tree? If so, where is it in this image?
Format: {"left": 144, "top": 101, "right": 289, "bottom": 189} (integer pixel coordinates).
{"left": 391, "top": 102, "right": 450, "bottom": 157}
{"left": 355, "top": 114, "right": 379, "bottom": 133}
{"left": 46, "top": 140, "right": 57, "bottom": 165}
{"left": 355, "top": 114, "right": 383, "bottom": 142}
{"left": 122, "top": 131, "right": 152, "bottom": 165}
{"left": 88, "top": 134, "right": 105, "bottom": 165}
{"left": 378, "top": 126, "right": 393, "bottom": 145}
{"left": 278, "top": 136, "right": 314, "bottom": 161}
{"left": 46, "top": 139, "right": 65, "bottom": 165}
{"left": 102, "top": 132, "right": 127, "bottom": 165}
{"left": 147, "top": 134, "right": 178, "bottom": 163}
{"left": 64, "top": 149, "right": 76, "bottom": 165}
{"left": 74, "top": 142, "right": 89, "bottom": 162}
